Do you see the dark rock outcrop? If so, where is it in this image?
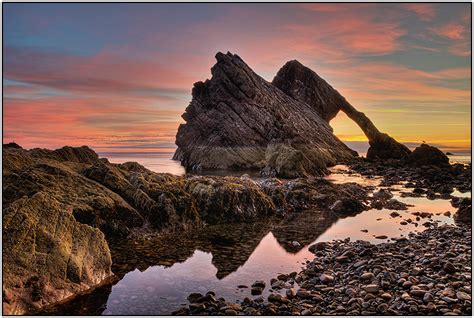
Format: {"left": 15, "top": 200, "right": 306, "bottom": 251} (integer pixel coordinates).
{"left": 272, "top": 60, "right": 411, "bottom": 160}
{"left": 30, "top": 145, "right": 100, "bottom": 164}
{"left": 3, "top": 142, "right": 22, "bottom": 149}
{"left": 174, "top": 52, "right": 358, "bottom": 178}
{"left": 404, "top": 143, "right": 450, "bottom": 167}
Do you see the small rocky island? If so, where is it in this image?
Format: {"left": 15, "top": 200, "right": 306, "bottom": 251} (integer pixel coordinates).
{"left": 2, "top": 52, "right": 471, "bottom": 315}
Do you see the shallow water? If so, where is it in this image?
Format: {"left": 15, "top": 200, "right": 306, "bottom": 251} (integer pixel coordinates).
{"left": 48, "top": 154, "right": 470, "bottom": 315}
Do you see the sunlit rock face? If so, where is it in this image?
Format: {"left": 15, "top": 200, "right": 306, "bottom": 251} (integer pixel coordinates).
{"left": 173, "top": 52, "right": 358, "bottom": 178}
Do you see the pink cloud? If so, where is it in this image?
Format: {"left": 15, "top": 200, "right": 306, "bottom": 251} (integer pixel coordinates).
{"left": 3, "top": 93, "right": 184, "bottom": 150}
{"left": 429, "top": 12, "right": 470, "bottom": 57}
{"left": 431, "top": 23, "right": 465, "bottom": 40}
{"left": 299, "top": 3, "right": 370, "bottom": 12}
{"left": 4, "top": 47, "right": 203, "bottom": 96}
{"left": 318, "top": 62, "right": 471, "bottom": 108}
{"left": 281, "top": 7, "right": 406, "bottom": 56}
{"left": 404, "top": 4, "right": 436, "bottom": 21}
{"left": 282, "top": 17, "right": 405, "bottom": 57}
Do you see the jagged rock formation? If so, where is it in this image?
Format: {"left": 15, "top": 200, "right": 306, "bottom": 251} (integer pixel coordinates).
{"left": 272, "top": 60, "right": 411, "bottom": 160}
{"left": 174, "top": 52, "right": 358, "bottom": 178}
{"left": 3, "top": 144, "right": 369, "bottom": 314}
{"left": 174, "top": 52, "right": 411, "bottom": 176}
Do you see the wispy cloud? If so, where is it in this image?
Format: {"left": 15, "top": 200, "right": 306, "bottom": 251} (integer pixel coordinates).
{"left": 429, "top": 11, "right": 471, "bottom": 56}
{"left": 3, "top": 46, "right": 198, "bottom": 97}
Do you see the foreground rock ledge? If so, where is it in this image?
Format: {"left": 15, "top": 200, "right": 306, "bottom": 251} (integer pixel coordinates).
{"left": 174, "top": 224, "right": 472, "bottom": 316}
{"left": 2, "top": 144, "right": 369, "bottom": 314}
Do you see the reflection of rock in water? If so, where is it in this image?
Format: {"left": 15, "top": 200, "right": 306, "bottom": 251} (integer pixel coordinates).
{"left": 38, "top": 276, "right": 118, "bottom": 315}
{"left": 45, "top": 207, "right": 364, "bottom": 314}
{"left": 107, "top": 219, "right": 274, "bottom": 280}
{"left": 196, "top": 221, "right": 274, "bottom": 279}
{"left": 109, "top": 232, "right": 200, "bottom": 278}
{"left": 110, "top": 208, "right": 357, "bottom": 280}
{"left": 272, "top": 209, "right": 339, "bottom": 253}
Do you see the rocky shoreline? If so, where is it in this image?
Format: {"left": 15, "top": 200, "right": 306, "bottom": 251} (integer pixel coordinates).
{"left": 1, "top": 143, "right": 371, "bottom": 314}
{"left": 2, "top": 143, "right": 471, "bottom": 315}
{"left": 173, "top": 224, "right": 472, "bottom": 316}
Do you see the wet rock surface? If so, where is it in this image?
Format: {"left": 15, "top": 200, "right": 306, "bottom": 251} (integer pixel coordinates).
{"left": 176, "top": 224, "right": 471, "bottom": 315}
{"left": 349, "top": 155, "right": 471, "bottom": 195}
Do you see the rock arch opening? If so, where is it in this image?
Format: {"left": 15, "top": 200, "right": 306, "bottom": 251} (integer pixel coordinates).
{"left": 329, "top": 111, "right": 369, "bottom": 156}
{"left": 272, "top": 59, "right": 411, "bottom": 160}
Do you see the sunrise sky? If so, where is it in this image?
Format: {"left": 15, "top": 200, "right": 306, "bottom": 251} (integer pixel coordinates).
{"left": 3, "top": 3, "right": 472, "bottom": 153}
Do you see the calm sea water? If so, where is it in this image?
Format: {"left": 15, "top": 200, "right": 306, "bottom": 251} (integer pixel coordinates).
{"left": 98, "top": 152, "right": 185, "bottom": 175}
{"left": 99, "top": 151, "right": 471, "bottom": 175}
{"left": 54, "top": 151, "right": 470, "bottom": 315}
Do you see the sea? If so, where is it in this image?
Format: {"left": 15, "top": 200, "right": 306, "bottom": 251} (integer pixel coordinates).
{"left": 98, "top": 151, "right": 471, "bottom": 175}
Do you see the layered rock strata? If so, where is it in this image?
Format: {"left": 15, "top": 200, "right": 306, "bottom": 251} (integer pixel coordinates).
{"left": 174, "top": 52, "right": 411, "bottom": 177}
{"left": 174, "top": 52, "right": 358, "bottom": 178}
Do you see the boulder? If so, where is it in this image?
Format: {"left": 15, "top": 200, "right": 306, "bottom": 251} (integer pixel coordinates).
{"left": 454, "top": 198, "right": 471, "bottom": 224}
{"left": 3, "top": 192, "right": 112, "bottom": 315}
{"left": 186, "top": 176, "right": 276, "bottom": 224}
{"left": 404, "top": 144, "right": 450, "bottom": 167}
